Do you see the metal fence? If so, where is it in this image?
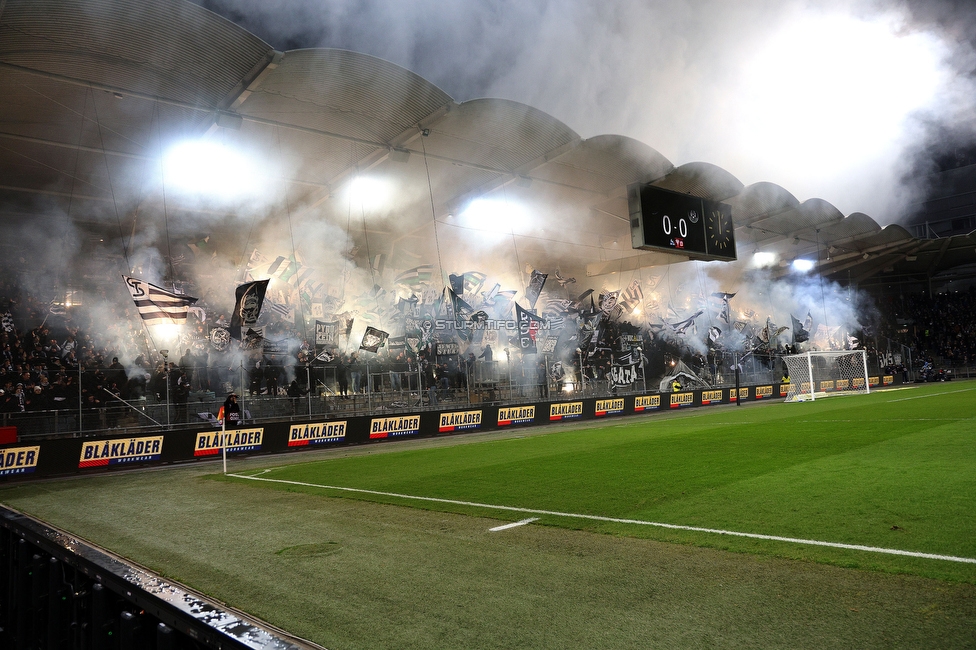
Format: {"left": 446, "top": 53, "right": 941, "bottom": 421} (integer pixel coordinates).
{"left": 2, "top": 353, "right": 909, "bottom": 440}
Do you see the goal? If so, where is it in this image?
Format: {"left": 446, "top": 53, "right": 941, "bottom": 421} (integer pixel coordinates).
{"left": 782, "top": 350, "right": 870, "bottom": 402}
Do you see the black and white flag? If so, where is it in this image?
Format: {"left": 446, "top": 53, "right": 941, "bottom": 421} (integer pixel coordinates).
{"left": 525, "top": 270, "right": 548, "bottom": 309}
{"left": 123, "top": 276, "right": 198, "bottom": 326}
{"left": 360, "top": 326, "right": 390, "bottom": 353}
{"left": 209, "top": 327, "right": 230, "bottom": 351}
{"left": 609, "top": 351, "right": 641, "bottom": 387}
{"left": 230, "top": 279, "right": 269, "bottom": 339}
{"left": 266, "top": 299, "right": 294, "bottom": 323}
{"left": 315, "top": 320, "right": 339, "bottom": 347}
{"left": 449, "top": 289, "right": 474, "bottom": 327}
{"left": 515, "top": 303, "right": 545, "bottom": 354}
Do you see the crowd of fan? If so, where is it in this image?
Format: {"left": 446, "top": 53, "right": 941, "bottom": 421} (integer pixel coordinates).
{"left": 0, "top": 282, "right": 494, "bottom": 418}
{"left": 877, "top": 286, "right": 976, "bottom": 367}
{"left": 12, "top": 279, "right": 972, "bottom": 417}
{"left": 0, "top": 284, "right": 143, "bottom": 415}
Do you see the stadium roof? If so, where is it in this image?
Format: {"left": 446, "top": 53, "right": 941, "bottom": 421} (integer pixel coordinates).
{"left": 1, "top": 0, "right": 974, "bottom": 288}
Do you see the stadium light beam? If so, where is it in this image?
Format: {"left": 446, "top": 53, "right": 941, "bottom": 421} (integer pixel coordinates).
{"left": 348, "top": 176, "right": 392, "bottom": 211}
{"left": 163, "top": 141, "right": 265, "bottom": 200}
{"left": 458, "top": 198, "right": 529, "bottom": 234}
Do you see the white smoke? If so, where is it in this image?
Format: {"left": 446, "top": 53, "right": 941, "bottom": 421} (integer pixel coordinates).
{"left": 196, "top": 0, "right": 976, "bottom": 222}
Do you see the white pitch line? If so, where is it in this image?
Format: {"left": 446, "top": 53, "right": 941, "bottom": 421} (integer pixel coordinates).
{"left": 887, "top": 387, "right": 976, "bottom": 402}
{"left": 489, "top": 518, "right": 539, "bottom": 532}
{"left": 227, "top": 473, "right": 976, "bottom": 565}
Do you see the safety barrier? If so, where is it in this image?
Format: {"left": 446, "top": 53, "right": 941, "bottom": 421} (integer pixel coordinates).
{"left": 0, "top": 379, "right": 911, "bottom": 481}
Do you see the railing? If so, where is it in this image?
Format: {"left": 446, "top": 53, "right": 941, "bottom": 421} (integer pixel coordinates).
{"left": 3, "top": 355, "right": 900, "bottom": 440}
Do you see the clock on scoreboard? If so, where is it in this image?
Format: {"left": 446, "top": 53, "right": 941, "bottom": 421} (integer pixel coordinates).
{"left": 627, "top": 183, "right": 736, "bottom": 261}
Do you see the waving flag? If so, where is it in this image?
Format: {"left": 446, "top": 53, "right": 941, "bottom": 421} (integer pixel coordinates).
{"left": 360, "top": 327, "right": 390, "bottom": 353}
{"left": 123, "top": 276, "right": 198, "bottom": 326}
{"left": 395, "top": 265, "right": 434, "bottom": 289}
{"left": 525, "top": 270, "right": 548, "bottom": 309}
{"left": 515, "top": 303, "right": 545, "bottom": 354}
{"left": 230, "top": 279, "right": 269, "bottom": 339}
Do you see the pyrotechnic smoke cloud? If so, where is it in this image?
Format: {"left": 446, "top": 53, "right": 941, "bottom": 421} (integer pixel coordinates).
{"left": 197, "top": 0, "right": 976, "bottom": 221}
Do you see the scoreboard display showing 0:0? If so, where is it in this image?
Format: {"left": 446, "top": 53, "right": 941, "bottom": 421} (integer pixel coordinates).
{"left": 627, "top": 183, "right": 737, "bottom": 262}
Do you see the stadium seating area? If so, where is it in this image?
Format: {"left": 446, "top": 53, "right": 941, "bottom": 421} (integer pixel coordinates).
{"left": 2, "top": 280, "right": 974, "bottom": 436}
{"left": 877, "top": 286, "right": 976, "bottom": 367}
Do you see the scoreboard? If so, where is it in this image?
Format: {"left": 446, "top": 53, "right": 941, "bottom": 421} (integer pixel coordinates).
{"left": 628, "top": 183, "right": 737, "bottom": 262}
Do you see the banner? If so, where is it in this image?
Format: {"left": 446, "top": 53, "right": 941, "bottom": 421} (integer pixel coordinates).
{"left": 436, "top": 342, "right": 460, "bottom": 356}
{"left": 609, "top": 351, "right": 641, "bottom": 387}
{"left": 515, "top": 304, "right": 544, "bottom": 354}
{"left": 315, "top": 320, "right": 339, "bottom": 346}
{"left": 230, "top": 279, "right": 269, "bottom": 339}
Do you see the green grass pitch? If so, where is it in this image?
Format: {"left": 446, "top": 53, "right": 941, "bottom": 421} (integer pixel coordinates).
{"left": 2, "top": 382, "right": 975, "bottom": 648}
{"left": 226, "top": 382, "right": 976, "bottom": 581}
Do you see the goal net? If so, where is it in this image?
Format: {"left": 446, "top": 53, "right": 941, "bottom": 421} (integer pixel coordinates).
{"left": 782, "top": 350, "right": 870, "bottom": 402}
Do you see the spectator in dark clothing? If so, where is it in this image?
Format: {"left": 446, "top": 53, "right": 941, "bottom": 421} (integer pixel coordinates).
{"left": 287, "top": 380, "right": 308, "bottom": 414}
{"left": 336, "top": 358, "right": 349, "bottom": 399}
{"left": 220, "top": 393, "right": 241, "bottom": 428}
{"left": 264, "top": 357, "right": 280, "bottom": 396}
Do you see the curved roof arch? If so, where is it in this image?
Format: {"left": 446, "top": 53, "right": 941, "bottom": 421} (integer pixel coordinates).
{"left": 0, "top": 0, "right": 274, "bottom": 107}
{"left": 653, "top": 162, "right": 745, "bottom": 201}
{"left": 725, "top": 182, "right": 800, "bottom": 228}
{"left": 0, "top": 0, "right": 972, "bottom": 291}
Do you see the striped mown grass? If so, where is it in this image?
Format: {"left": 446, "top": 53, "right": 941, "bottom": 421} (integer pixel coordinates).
{"left": 1, "top": 382, "right": 974, "bottom": 648}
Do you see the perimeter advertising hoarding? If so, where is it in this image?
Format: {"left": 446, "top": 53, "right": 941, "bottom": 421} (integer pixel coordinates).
{"left": 439, "top": 410, "right": 483, "bottom": 432}
{"left": 670, "top": 393, "right": 694, "bottom": 408}
{"left": 594, "top": 398, "right": 625, "bottom": 417}
{"left": 701, "top": 390, "right": 724, "bottom": 405}
{"left": 634, "top": 395, "right": 661, "bottom": 412}
{"left": 370, "top": 415, "right": 421, "bottom": 439}
{"left": 755, "top": 385, "right": 773, "bottom": 399}
{"left": 0, "top": 446, "right": 39, "bottom": 476}
{"left": 498, "top": 405, "right": 535, "bottom": 426}
{"left": 0, "top": 382, "right": 809, "bottom": 480}
{"left": 549, "top": 402, "right": 583, "bottom": 421}
{"left": 79, "top": 436, "right": 164, "bottom": 468}
{"left": 194, "top": 429, "right": 264, "bottom": 456}
{"left": 288, "top": 422, "right": 347, "bottom": 446}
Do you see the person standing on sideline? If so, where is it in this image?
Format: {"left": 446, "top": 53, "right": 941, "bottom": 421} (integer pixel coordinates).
{"left": 219, "top": 393, "right": 241, "bottom": 428}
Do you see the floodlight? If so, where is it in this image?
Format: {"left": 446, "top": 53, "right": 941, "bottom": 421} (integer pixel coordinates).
{"left": 459, "top": 198, "right": 528, "bottom": 233}
{"left": 348, "top": 176, "right": 391, "bottom": 210}
{"left": 753, "top": 252, "right": 776, "bottom": 267}
{"left": 792, "top": 259, "right": 815, "bottom": 272}
{"left": 163, "top": 141, "right": 264, "bottom": 199}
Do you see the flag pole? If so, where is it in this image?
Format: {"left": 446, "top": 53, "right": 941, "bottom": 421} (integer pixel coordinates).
{"left": 306, "top": 364, "right": 312, "bottom": 418}
{"left": 366, "top": 358, "right": 372, "bottom": 413}
{"left": 221, "top": 407, "right": 227, "bottom": 474}
{"left": 734, "top": 352, "right": 741, "bottom": 407}
{"left": 78, "top": 360, "right": 84, "bottom": 435}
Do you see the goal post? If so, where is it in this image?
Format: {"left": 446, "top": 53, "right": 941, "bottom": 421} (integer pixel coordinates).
{"left": 782, "top": 350, "right": 870, "bottom": 402}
